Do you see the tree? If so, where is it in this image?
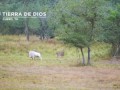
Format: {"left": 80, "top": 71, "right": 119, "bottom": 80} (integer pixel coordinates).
{"left": 60, "top": 31, "right": 89, "bottom": 65}
{"left": 56, "top": 0, "right": 108, "bottom": 65}
{"left": 29, "top": 0, "right": 57, "bottom": 40}
{"left": 0, "top": 0, "right": 57, "bottom": 40}
{"left": 78, "top": 0, "right": 109, "bottom": 64}
{"left": 54, "top": 0, "right": 89, "bottom": 65}
{"left": 101, "top": 3, "right": 120, "bottom": 56}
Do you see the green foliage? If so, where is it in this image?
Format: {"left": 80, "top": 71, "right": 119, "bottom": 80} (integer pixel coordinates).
{"left": 60, "top": 32, "right": 89, "bottom": 48}
{"left": 0, "top": 0, "right": 56, "bottom": 37}
{"left": 99, "top": 2, "right": 120, "bottom": 55}
{"left": 0, "top": 0, "right": 120, "bottom": 56}
{"left": 53, "top": 0, "right": 110, "bottom": 65}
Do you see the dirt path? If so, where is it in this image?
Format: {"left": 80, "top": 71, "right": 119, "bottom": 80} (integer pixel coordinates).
{"left": 0, "top": 63, "right": 120, "bottom": 90}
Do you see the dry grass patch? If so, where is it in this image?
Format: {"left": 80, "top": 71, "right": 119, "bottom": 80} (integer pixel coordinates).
{"left": 0, "top": 64, "right": 120, "bottom": 90}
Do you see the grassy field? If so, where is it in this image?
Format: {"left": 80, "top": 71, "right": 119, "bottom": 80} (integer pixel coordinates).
{"left": 0, "top": 35, "right": 120, "bottom": 90}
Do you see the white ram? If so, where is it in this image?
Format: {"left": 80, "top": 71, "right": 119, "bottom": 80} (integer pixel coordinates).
{"left": 29, "top": 51, "right": 42, "bottom": 60}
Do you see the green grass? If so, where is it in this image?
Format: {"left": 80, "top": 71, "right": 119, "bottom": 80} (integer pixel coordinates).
{"left": 0, "top": 35, "right": 80, "bottom": 67}
{"left": 0, "top": 35, "right": 111, "bottom": 66}
{"left": 0, "top": 35, "right": 115, "bottom": 68}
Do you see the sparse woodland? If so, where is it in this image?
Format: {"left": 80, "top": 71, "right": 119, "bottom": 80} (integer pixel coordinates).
{"left": 0, "top": 0, "right": 120, "bottom": 90}
{"left": 0, "top": 0, "right": 120, "bottom": 64}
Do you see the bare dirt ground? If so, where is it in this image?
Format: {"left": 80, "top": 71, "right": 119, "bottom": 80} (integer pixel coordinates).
{"left": 0, "top": 60, "right": 120, "bottom": 90}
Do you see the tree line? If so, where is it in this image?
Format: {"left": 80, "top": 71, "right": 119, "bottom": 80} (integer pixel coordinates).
{"left": 0, "top": 0, "right": 120, "bottom": 65}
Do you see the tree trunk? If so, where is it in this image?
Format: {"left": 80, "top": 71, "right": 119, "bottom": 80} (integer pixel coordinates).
{"left": 87, "top": 19, "right": 95, "bottom": 65}
{"left": 80, "top": 48, "right": 85, "bottom": 65}
{"left": 87, "top": 47, "right": 91, "bottom": 65}
{"left": 23, "top": 1, "right": 29, "bottom": 41}
{"left": 25, "top": 18, "right": 29, "bottom": 41}
{"left": 113, "top": 44, "right": 120, "bottom": 57}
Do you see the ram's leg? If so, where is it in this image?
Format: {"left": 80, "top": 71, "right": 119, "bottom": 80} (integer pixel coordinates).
{"left": 39, "top": 56, "right": 42, "bottom": 60}
{"left": 32, "top": 56, "right": 35, "bottom": 60}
